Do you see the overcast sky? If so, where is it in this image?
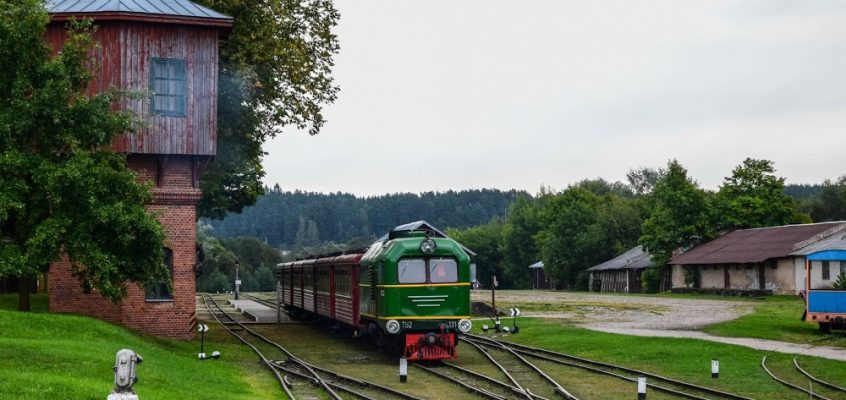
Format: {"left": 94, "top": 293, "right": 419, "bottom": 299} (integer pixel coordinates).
{"left": 262, "top": 0, "right": 846, "bottom": 196}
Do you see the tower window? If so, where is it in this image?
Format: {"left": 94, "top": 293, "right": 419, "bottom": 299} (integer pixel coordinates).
{"left": 151, "top": 58, "right": 186, "bottom": 116}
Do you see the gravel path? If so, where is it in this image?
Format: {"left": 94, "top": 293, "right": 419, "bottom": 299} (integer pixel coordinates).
{"left": 472, "top": 290, "right": 846, "bottom": 362}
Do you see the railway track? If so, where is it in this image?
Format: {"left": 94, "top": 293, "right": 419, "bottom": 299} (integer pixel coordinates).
{"left": 202, "top": 294, "right": 423, "bottom": 400}
{"left": 239, "top": 293, "right": 523, "bottom": 399}
{"left": 464, "top": 333, "right": 755, "bottom": 400}
{"left": 793, "top": 358, "right": 846, "bottom": 395}
{"left": 761, "top": 355, "right": 846, "bottom": 400}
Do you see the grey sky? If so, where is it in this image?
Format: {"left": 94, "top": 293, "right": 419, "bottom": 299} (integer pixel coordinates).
{"left": 262, "top": 0, "right": 846, "bottom": 196}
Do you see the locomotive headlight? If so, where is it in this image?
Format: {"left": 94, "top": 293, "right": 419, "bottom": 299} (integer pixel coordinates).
{"left": 385, "top": 319, "right": 401, "bottom": 334}
{"left": 420, "top": 237, "right": 437, "bottom": 254}
{"left": 458, "top": 318, "right": 473, "bottom": 333}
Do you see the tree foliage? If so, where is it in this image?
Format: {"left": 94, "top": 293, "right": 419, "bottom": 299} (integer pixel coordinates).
{"left": 196, "top": 227, "right": 283, "bottom": 293}
{"left": 0, "top": 3, "right": 166, "bottom": 308}
{"left": 535, "top": 185, "right": 643, "bottom": 289}
{"left": 206, "top": 188, "right": 527, "bottom": 248}
{"left": 446, "top": 220, "right": 505, "bottom": 289}
{"left": 796, "top": 176, "right": 846, "bottom": 222}
{"left": 716, "top": 158, "right": 796, "bottom": 229}
{"left": 639, "top": 160, "right": 713, "bottom": 266}
{"left": 194, "top": 0, "right": 341, "bottom": 218}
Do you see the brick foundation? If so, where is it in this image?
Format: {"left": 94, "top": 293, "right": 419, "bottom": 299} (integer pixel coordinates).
{"left": 49, "top": 155, "right": 203, "bottom": 340}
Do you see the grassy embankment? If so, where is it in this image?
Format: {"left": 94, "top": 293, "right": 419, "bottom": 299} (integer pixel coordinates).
{"left": 0, "top": 294, "right": 278, "bottom": 400}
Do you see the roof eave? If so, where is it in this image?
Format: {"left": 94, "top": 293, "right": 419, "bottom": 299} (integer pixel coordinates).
{"left": 49, "top": 12, "right": 233, "bottom": 29}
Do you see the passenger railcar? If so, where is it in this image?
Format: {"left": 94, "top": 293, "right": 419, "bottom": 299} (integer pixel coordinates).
{"left": 803, "top": 250, "right": 846, "bottom": 332}
{"left": 277, "top": 229, "right": 472, "bottom": 360}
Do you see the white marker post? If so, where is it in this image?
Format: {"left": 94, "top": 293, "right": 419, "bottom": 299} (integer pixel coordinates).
{"left": 482, "top": 324, "right": 489, "bottom": 332}
{"left": 510, "top": 308, "right": 521, "bottom": 334}
{"left": 637, "top": 376, "right": 647, "bottom": 400}
{"left": 711, "top": 359, "right": 719, "bottom": 379}
{"left": 399, "top": 357, "right": 408, "bottom": 383}
{"left": 198, "top": 324, "right": 209, "bottom": 359}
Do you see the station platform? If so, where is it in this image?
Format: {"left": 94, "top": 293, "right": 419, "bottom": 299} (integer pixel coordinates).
{"left": 228, "top": 299, "right": 290, "bottom": 323}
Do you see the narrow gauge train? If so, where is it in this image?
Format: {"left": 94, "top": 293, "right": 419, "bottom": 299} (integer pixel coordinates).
{"left": 276, "top": 229, "right": 473, "bottom": 361}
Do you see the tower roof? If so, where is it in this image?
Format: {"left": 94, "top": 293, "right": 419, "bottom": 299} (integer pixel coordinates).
{"left": 47, "top": 0, "right": 233, "bottom": 27}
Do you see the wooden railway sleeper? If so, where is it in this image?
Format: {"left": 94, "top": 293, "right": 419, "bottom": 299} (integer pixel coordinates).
{"left": 413, "top": 363, "right": 507, "bottom": 400}
{"left": 460, "top": 337, "right": 534, "bottom": 400}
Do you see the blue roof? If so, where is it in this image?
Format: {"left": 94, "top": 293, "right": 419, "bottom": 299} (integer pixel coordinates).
{"left": 47, "top": 0, "right": 232, "bottom": 21}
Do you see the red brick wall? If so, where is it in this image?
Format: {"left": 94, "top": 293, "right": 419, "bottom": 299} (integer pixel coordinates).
{"left": 49, "top": 155, "right": 202, "bottom": 340}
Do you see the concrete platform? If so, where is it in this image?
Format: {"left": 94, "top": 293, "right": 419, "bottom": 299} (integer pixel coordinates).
{"left": 228, "top": 299, "right": 289, "bottom": 323}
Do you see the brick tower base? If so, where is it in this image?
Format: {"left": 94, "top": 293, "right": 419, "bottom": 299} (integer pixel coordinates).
{"left": 49, "top": 156, "right": 202, "bottom": 340}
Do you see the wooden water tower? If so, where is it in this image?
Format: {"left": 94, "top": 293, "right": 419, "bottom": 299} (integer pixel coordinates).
{"left": 45, "top": 0, "right": 232, "bottom": 339}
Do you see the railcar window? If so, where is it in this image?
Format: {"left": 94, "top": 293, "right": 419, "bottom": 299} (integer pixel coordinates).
{"left": 398, "top": 259, "right": 426, "bottom": 283}
{"left": 429, "top": 258, "right": 458, "bottom": 283}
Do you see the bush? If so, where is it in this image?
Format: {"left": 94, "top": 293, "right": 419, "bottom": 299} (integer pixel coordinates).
{"left": 834, "top": 273, "right": 846, "bottom": 290}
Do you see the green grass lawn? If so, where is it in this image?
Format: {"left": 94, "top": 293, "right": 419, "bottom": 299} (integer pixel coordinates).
{"left": 481, "top": 317, "right": 846, "bottom": 400}
{"left": 703, "top": 295, "right": 846, "bottom": 348}
{"left": 0, "top": 294, "right": 279, "bottom": 400}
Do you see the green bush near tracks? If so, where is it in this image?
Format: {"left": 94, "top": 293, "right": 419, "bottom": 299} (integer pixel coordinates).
{"left": 477, "top": 318, "right": 846, "bottom": 400}
{"left": 0, "top": 294, "right": 280, "bottom": 400}
{"left": 703, "top": 295, "right": 846, "bottom": 348}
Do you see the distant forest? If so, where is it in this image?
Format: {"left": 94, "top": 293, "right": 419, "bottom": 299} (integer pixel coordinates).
{"left": 204, "top": 188, "right": 529, "bottom": 248}
{"left": 197, "top": 169, "right": 846, "bottom": 292}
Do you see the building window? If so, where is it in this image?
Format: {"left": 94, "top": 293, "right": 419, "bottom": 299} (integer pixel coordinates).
{"left": 151, "top": 58, "right": 186, "bottom": 116}
{"left": 822, "top": 260, "right": 830, "bottom": 280}
{"left": 146, "top": 248, "right": 173, "bottom": 301}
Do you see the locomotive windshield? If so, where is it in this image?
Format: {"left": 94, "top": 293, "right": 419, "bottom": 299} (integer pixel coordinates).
{"left": 398, "top": 259, "right": 426, "bottom": 283}
{"left": 429, "top": 258, "right": 458, "bottom": 283}
{"left": 397, "top": 257, "right": 458, "bottom": 284}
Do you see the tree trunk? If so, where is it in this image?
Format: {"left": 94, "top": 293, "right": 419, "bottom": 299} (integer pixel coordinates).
{"left": 18, "top": 277, "right": 31, "bottom": 312}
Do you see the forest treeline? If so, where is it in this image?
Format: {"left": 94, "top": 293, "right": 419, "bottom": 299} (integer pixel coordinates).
{"left": 447, "top": 160, "right": 846, "bottom": 291}
{"left": 198, "top": 160, "right": 846, "bottom": 293}
{"left": 204, "top": 188, "right": 528, "bottom": 248}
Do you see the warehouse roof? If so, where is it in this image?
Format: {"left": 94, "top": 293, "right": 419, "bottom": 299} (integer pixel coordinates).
{"left": 47, "top": 0, "right": 232, "bottom": 25}
{"left": 587, "top": 246, "right": 654, "bottom": 271}
{"left": 670, "top": 222, "right": 846, "bottom": 265}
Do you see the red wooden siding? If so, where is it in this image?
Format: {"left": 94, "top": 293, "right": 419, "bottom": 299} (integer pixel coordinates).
{"left": 45, "top": 21, "right": 218, "bottom": 156}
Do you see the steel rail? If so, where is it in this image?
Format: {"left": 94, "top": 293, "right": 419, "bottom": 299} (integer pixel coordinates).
{"left": 442, "top": 362, "right": 551, "bottom": 400}
{"left": 466, "top": 334, "right": 754, "bottom": 400}
{"left": 304, "top": 363, "right": 423, "bottom": 400}
{"left": 412, "top": 364, "right": 507, "bottom": 400}
{"left": 461, "top": 336, "right": 534, "bottom": 400}
{"left": 272, "top": 362, "right": 379, "bottom": 400}
{"left": 501, "top": 342, "right": 713, "bottom": 400}
{"left": 793, "top": 358, "right": 846, "bottom": 394}
{"left": 761, "top": 356, "right": 830, "bottom": 400}
{"left": 464, "top": 337, "right": 579, "bottom": 400}
{"left": 204, "top": 295, "right": 342, "bottom": 400}
{"left": 201, "top": 295, "right": 296, "bottom": 399}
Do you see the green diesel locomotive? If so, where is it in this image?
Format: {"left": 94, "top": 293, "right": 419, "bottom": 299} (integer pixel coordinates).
{"left": 277, "top": 224, "right": 473, "bottom": 361}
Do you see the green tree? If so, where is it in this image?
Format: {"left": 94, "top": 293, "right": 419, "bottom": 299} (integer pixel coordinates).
{"left": 0, "top": 4, "right": 166, "bottom": 311}
{"left": 535, "top": 186, "right": 644, "bottom": 290}
{"left": 446, "top": 220, "right": 505, "bottom": 289}
{"left": 798, "top": 176, "right": 846, "bottom": 222}
{"left": 639, "top": 160, "right": 713, "bottom": 266}
{"left": 716, "top": 158, "right": 797, "bottom": 228}
{"left": 501, "top": 197, "right": 540, "bottom": 289}
{"left": 194, "top": 0, "right": 341, "bottom": 218}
